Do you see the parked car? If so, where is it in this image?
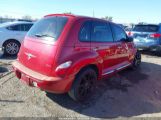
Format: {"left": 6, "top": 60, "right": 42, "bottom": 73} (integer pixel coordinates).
{"left": 128, "top": 24, "right": 161, "bottom": 55}
{"left": 12, "top": 14, "right": 141, "bottom": 101}
{"left": 0, "top": 21, "right": 33, "bottom": 55}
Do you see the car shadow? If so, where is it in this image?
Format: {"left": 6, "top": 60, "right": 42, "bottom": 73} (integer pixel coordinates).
{"left": 0, "top": 66, "right": 9, "bottom": 73}
{"left": 0, "top": 99, "right": 24, "bottom": 103}
{"left": 141, "top": 51, "right": 161, "bottom": 57}
{"left": 46, "top": 62, "right": 161, "bottom": 118}
{"left": 0, "top": 53, "right": 17, "bottom": 61}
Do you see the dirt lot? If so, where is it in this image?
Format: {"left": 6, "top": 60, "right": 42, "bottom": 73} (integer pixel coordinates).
{"left": 0, "top": 52, "right": 161, "bottom": 118}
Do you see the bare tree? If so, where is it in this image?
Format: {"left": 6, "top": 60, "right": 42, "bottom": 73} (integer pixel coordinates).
{"left": 22, "top": 15, "right": 32, "bottom": 20}
{"left": 102, "top": 16, "right": 113, "bottom": 22}
{"left": 63, "top": 12, "right": 73, "bottom": 14}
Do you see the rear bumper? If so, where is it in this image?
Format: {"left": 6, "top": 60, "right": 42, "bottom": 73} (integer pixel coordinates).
{"left": 134, "top": 38, "right": 161, "bottom": 52}
{"left": 136, "top": 44, "right": 161, "bottom": 52}
{"left": 12, "top": 61, "right": 74, "bottom": 93}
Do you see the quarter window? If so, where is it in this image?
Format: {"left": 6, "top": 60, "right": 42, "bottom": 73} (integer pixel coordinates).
{"left": 25, "top": 24, "right": 33, "bottom": 31}
{"left": 20, "top": 24, "right": 33, "bottom": 31}
{"left": 91, "top": 21, "right": 113, "bottom": 42}
{"left": 79, "top": 21, "right": 91, "bottom": 42}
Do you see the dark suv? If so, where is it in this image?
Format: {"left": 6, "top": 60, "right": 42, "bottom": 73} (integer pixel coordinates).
{"left": 13, "top": 14, "right": 141, "bottom": 101}
{"left": 128, "top": 24, "right": 161, "bottom": 55}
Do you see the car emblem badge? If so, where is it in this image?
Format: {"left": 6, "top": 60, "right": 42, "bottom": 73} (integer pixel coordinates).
{"left": 25, "top": 52, "right": 36, "bottom": 60}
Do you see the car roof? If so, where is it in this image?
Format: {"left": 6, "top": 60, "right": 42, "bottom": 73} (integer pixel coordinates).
{"left": 44, "top": 13, "right": 116, "bottom": 24}
{"left": 135, "top": 24, "right": 159, "bottom": 26}
{"left": 44, "top": 14, "right": 95, "bottom": 20}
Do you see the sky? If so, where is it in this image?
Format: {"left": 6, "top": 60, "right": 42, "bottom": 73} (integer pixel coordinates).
{"left": 0, "top": 0, "right": 160, "bottom": 24}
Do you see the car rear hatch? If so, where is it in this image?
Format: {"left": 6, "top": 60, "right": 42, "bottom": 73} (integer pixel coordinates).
{"left": 131, "top": 25, "right": 160, "bottom": 43}
{"left": 18, "top": 16, "right": 68, "bottom": 76}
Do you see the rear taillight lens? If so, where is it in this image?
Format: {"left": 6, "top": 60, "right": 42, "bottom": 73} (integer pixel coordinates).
{"left": 55, "top": 61, "right": 72, "bottom": 71}
{"left": 55, "top": 61, "right": 72, "bottom": 77}
{"left": 128, "top": 32, "right": 131, "bottom": 36}
{"left": 150, "top": 33, "right": 161, "bottom": 38}
{"left": 128, "top": 32, "right": 133, "bottom": 36}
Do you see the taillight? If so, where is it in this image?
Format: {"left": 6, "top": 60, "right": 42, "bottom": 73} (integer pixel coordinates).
{"left": 128, "top": 32, "right": 133, "bottom": 36}
{"left": 150, "top": 33, "right": 161, "bottom": 38}
{"left": 55, "top": 61, "right": 72, "bottom": 77}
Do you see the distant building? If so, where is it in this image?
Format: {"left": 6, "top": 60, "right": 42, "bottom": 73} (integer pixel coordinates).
{"left": 0, "top": 17, "right": 34, "bottom": 24}
{"left": 0, "top": 17, "right": 15, "bottom": 23}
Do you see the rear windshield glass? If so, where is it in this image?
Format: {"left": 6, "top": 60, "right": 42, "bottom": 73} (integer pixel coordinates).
{"left": 27, "top": 16, "right": 68, "bottom": 41}
{"left": 133, "top": 25, "right": 159, "bottom": 32}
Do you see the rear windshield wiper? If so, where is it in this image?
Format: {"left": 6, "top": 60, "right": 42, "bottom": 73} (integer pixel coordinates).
{"left": 35, "top": 34, "right": 55, "bottom": 39}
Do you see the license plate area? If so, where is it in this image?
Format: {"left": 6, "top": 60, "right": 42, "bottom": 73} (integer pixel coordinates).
{"left": 21, "top": 73, "right": 37, "bottom": 87}
{"left": 21, "top": 73, "right": 30, "bottom": 85}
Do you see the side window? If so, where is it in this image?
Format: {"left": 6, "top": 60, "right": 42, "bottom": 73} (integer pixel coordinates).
{"left": 79, "top": 21, "right": 91, "bottom": 42}
{"left": 7, "top": 25, "right": 21, "bottom": 31}
{"left": 20, "top": 24, "right": 26, "bottom": 31}
{"left": 20, "top": 24, "right": 33, "bottom": 31}
{"left": 91, "top": 21, "right": 113, "bottom": 42}
{"left": 111, "top": 23, "right": 127, "bottom": 42}
{"left": 24, "top": 24, "right": 33, "bottom": 31}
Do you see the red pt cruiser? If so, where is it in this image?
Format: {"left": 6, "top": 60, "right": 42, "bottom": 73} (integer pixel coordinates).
{"left": 12, "top": 14, "right": 141, "bottom": 101}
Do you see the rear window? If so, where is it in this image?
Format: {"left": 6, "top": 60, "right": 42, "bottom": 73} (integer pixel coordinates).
{"left": 133, "top": 25, "right": 159, "bottom": 32}
{"left": 27, "top": 16, "right": 68, "bottom": 41}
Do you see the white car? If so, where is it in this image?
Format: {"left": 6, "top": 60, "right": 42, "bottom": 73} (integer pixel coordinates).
{"left": 0, "top": 21, "right": 33, "bottom": 55}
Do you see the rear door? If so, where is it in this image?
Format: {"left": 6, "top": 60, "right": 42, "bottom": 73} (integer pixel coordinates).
{"left": 90, "top": 20, "right": 117, "bottom": 75}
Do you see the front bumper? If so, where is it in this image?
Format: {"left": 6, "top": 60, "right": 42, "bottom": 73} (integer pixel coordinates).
{"left": 12, "top": 61, "right": 74, "bottom": 93}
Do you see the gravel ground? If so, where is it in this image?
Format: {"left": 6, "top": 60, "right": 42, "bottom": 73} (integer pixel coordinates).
{"left": 0, "top": 53, "right": 161, "bottom": 118}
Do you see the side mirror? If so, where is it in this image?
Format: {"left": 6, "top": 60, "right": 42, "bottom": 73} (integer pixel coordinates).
{"left": 121, "top": 37, "right": 133, "bottom": 42}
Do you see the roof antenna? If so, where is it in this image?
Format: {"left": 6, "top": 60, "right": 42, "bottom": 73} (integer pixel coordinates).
{"left": 93, "top": 9, "right": 95, "bottom": 17}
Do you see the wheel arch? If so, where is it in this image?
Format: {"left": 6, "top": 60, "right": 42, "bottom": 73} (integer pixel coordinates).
{"left": 77, "top": 64, "right": 99, "bottom": 78}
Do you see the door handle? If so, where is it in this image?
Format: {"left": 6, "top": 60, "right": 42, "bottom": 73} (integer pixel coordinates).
{"left": 117, "top": 44, "right": 122, "bottom": 49}
{"left": 118, "top": 46, "right": 122, "bottom": 49}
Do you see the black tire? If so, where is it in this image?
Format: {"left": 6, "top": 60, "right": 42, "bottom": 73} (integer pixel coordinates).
{"left": 68, "top": 68, "right": 97, "bottom": 102}
{"left": 156, "top": 50, "right": 161, "bottom": 57}
{"left": 3, "top": 40, "right": 20, "bottom": 56}
{"left": 131, "top": 51, "right": 141, "bottom": 69}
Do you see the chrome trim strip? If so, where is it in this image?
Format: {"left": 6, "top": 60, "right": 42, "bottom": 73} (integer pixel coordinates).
{"left": 116, "top": 63, "right": 131, "bottom": 71}
{"left": 102, "top": 63, "right": 131, "bottom": 76}
{"left": 102, "top": 70, "right": 115, "bottom": 76}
